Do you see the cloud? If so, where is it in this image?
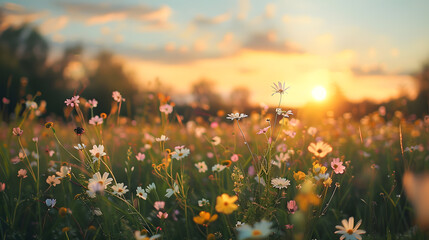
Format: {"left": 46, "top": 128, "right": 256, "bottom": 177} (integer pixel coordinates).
{"left": 86, "top": 12, "right": 127, "bottom": 25}
{"left": 101, "top": 26, "right": 111, "bottom": 35}
{"left": 315, "top": 34, "right": 333, "bottom": 46}
{"left": 193, "top": 38, "right": 208, "bottom": 52}
{"left": 350, "top": 64, "right": 388, "bottom": 76}
{"left": 283, "top": 15, "right": 321, "bottom": 25}
{"left": 218, "top": 33, "right": 237, "bottom": 51}
{"left": 265, "top": 4, "right": 276, "bottom": 19}
{"left": 39, "top": 16, "right": 68, "bottom": 34}
{"left": 52, "top": 34, "right": 65, "bottom": 43}
{"left": 119, "top": 47, "right": 222, "bottom": 64}
{"left": 114, "top": 34, "right": 123, "bottom": 43}
{"left": 139, "top": 21, "right": 173, "bottom": 32}
{"left": 72, "top": 40, "right": 222, "bottom": 64}
{"left": 57, "top": 2, "right": 172, "bottom": 29}
{"left": 244, "top": 31, "right": 303, "bottom": 54}
{"left": 193, "top": 13, "right": 231, "bottom": 25}
{"left": 237, "top": 0, "right": 250, "bottom": 20}
{"left": 2, "top": 2, "right": 25, "bottom": 11}
{"left": 0, "top": 2, "right": 47, "bottom": 31}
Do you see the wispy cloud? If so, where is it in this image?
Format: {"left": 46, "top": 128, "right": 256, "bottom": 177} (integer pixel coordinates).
{"left": 237, "top": 0, "right": 250, "bottom": 20}
{"left": 265, "top": 3, "right": 276, "bottom": 19}
{"left": 350, "top": 64, "right": 388, "bottom": 76}
{"left": 244, "top": 31, "right": 303, "bottom": 53}
{"left": 283, "top": 15, "right": 321, "bottom": 25}
{"left": 0, "top": 2, "right": 47, "bottom": 31}
{"left": 217, "top": 33, "right": 237, "bottom": 51}
{"left": 193, "top": 13, "right": 231, "bottom": 25}
{"left": 57, "top": 2, "right": 172, "bottom": 28}
{"left": 39, "top": 16, "right": 68, "bottom": 34}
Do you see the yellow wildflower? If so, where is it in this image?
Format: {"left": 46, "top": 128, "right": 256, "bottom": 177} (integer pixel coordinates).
{"left": 193, "top": 211, "right": 218, "bottom": 226}
{"left": 295, "top": 193, "right": 321, "bottom": 212}
{"left": 293, "top": 171, "right": 306, "bottom": 181}
{"left": 323, "top": 177, "right": 332, "bottom": 187}
{"left": 308, "top": 141, "right": 332, "bottom": 158}
{"left": 215, "top": 193, "right": 238, "bottom": 214}
{"left": 312, "top": 162, "right": 327, "bottom": 174}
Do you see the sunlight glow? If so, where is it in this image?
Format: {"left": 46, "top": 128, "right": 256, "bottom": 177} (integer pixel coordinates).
{"left": 312, "top": 86, "right": 327, "bottom": 101}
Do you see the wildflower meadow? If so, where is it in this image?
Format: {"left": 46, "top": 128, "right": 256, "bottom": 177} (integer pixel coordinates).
{"left": 0, "top": 82, "right": 428, "bottom": 240}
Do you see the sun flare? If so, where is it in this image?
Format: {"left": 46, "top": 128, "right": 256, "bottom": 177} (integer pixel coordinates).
{"left": 312, "top": 86, "right": 327, "bottom": 101}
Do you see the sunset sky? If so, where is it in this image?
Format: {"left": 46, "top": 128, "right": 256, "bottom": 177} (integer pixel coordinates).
{"left": 1, "top": 0, "right": 429, "bottom": 106}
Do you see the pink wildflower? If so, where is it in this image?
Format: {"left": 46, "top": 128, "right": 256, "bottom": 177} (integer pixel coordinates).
{"left": 17, "top": 169, "right": 27, "bottom": 178}
{"left": 331, "top": 158, "right": 346, "bottom": 174}
{"left": 248, "top": 165, "right": 255, "bottom": 176}
{"left": 11, "top": 156, "right": 21, "bottom": 164}
{"left": 87, "top": 99, "right": 98, "bottom": 108}
{"left": 257, "top": 126, "right": 270, "bottom": 135}
{"left": 46, "top": 175, "right": 61, "bottom": 186}
{"left": 154, "top": 201, "right": 165, "bottom": 210}
{"left": 64, "top": 96, "right": 80, "bottom": 107}
{"left": 157, "top": 211, "right": 168, "bottom": 219}
{"left": 136, "top": 152, "right": 146, "bottom": 161}
{"left": 12, "top": 127, "right": 23, "bottom": 136}
{"left": 287, "top": 200, "right": 298, "bottom": 214}
{"left": 285, "top": 224, "right": 294, "bottom": 229}
{"left": 112, "top": 91, "right": 125, "bottom": 102}
{"left": 0, "top": 182, "right": 5, "bottom": 192}
{"left": 89, "top": 116, "right": 103, "bottom": 125}
{"left": 159, "top": 104, "right": 173, "bottom": 114}
{"left": 231, "top": 154, "right": 239, "bottom": 162}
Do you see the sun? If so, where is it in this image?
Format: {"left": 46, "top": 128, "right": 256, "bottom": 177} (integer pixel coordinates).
{"left": 312, "top": 86, "right": 327, "bottom": 101}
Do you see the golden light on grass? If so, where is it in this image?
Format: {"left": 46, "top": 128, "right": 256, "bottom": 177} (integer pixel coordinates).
{"left": 311, "top": 86, "right": 327, "bottom": 101}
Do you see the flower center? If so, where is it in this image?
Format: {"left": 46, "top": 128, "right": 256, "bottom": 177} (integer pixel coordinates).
{"left": 252, "top": 230, "right": 262, "bottom": 236}
{"left": 224, "top": 202, "right": 229, "bottom": 206}
{"left": 118, "top": 189, "right": 123, "bottom": 192}
{"left": 347, "top": 229, "right": 354, "bottom": 234}
{"left": 334, "top": 164, "right": 338, "bottom": 168}
{"left": 317, "top": 149, "right": 323, "bottom": 153}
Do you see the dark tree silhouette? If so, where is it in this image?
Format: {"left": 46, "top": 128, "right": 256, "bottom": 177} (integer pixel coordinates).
{"left": 0, "top": 24, "right": 49, "bottom": 119}
{"left": 412, "top": 61, "right": 429, "bottom": 116}
{"left": 191, "top": 78, "right": 225, "bottom": 116}
{"left": 229, "top": 86, "right": 250, "bottom": 111}
{"left": 85, "top": 51, "right": 138, "bottom": 116}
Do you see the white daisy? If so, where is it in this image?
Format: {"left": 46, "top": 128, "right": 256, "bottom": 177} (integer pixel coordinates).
{"left": 145, "top": 183, "right": 156, "bottom": 193}
{"left": 236, "top": 219, "right": 273, "bottom": 240}
{"left": 171, "top": 148, "right": 190, "bottom": 160}
{"left": 136, "top": 186, "right": 147, "bottom": 200}
{"left": 212, "top": 164, "right": 226, "bottom": 172}
{"left": 165, "top": 183, "right": 179, "bottom": 198}
{"left": 111, "top": 183, "right": 129, "bottom": 196}
{"left": 334, "top": 217, "right": 366, "bottom": 240}
{"left": 195, "top": 162, "right": 208, "bottom": 173}
{"left": 271, "top": 81, "right": 290, "bottom": 96}
{"left": 226, "top": 113, "right": 248, "bottom": 121}
{"left": 271, "top": 177, "right": 290, "bottom": 189}
{"left": 155, "top": 135, "right": 169, "bottom": 142}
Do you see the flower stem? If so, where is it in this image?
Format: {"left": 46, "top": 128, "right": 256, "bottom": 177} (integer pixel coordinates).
{"left": 235, "top": 120, "right": 256, "bottom": 163}
{"left": 17, "top": 137, "right": 36, "bottom": 182}
{"left": 12, "top": 178, "right": 22, "bottom": 227}
{"left": 51, "top": 129, "right": 82, "bottom": 163}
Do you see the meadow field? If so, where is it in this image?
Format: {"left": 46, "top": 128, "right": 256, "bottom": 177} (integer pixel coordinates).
{"left": 0, "top": 84, "right": 428, "bottom": 240}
